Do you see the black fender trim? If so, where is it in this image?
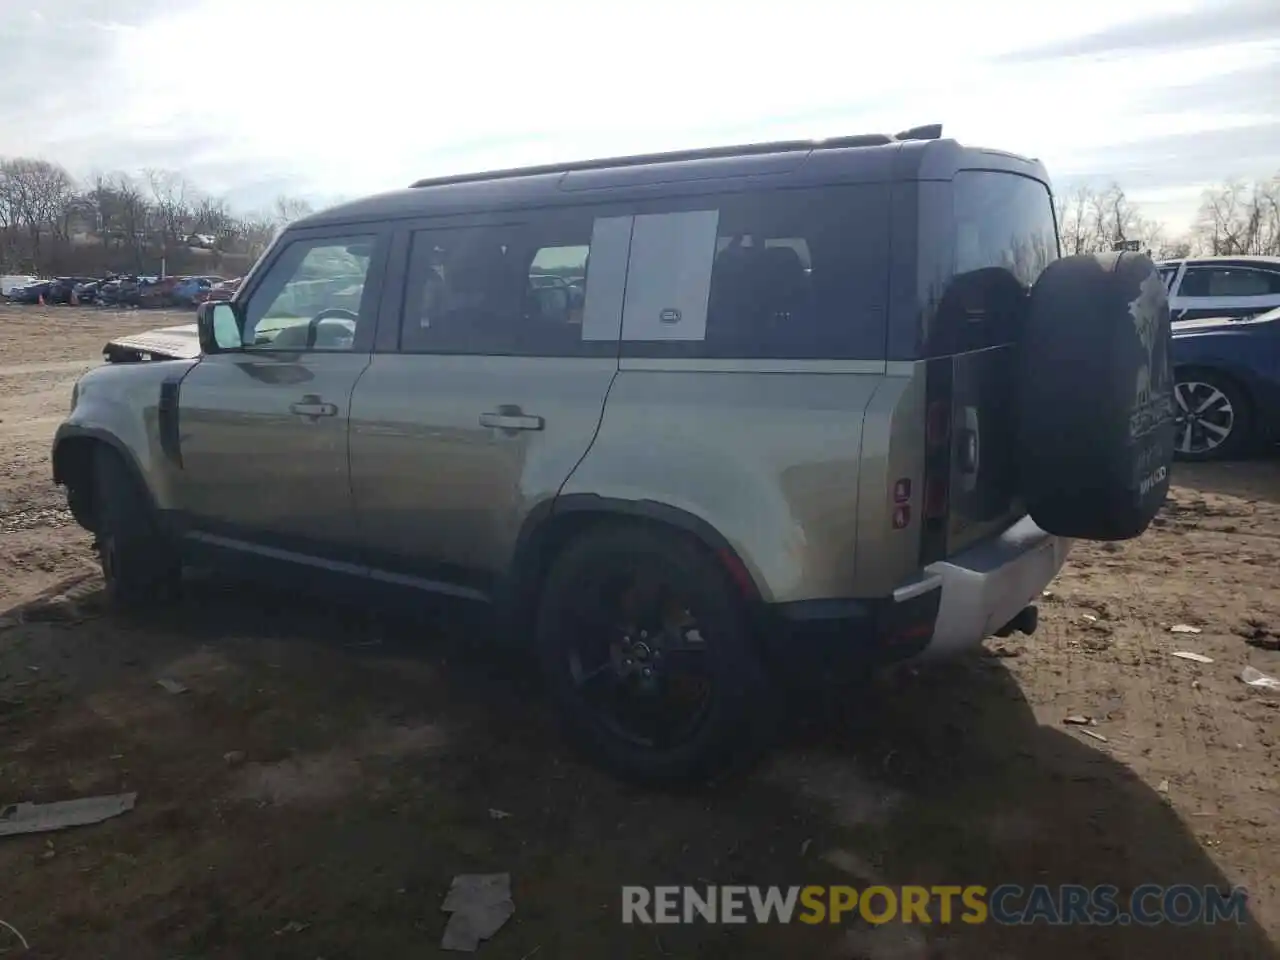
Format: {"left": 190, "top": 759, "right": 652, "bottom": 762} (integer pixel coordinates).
{"left": 158, "top": 370, "right": 185, "bottom": 468}
{"left": 501, "top": 494, "right": 762, "bottom": 630}
{"left": 52, "top": 425, "right": 160, "bottom": 517}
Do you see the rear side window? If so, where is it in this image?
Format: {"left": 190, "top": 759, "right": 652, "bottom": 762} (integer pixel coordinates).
{"left": 934, "top": 171, "right": 1060, "bottom": 354}
{"left": 954, "top": 171, "right": 1059, "bottom": 288}
{"left": 619, "top": 186, "right": 890, "bottom": 360}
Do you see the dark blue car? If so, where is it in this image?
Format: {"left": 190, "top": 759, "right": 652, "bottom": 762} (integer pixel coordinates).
{"left": 1171, "top": 305, "right": 1280, "bottom": 461}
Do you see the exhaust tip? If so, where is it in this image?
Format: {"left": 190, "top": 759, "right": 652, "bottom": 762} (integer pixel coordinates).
{"left": 994, "top": 604, "right": 1039, "bottom": 638}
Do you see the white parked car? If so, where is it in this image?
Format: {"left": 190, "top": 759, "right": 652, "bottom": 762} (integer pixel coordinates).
{"left": 1, "top": 275, "right": 39, "bottom": 298}
{"left": 1157, "top": 255, "right": 1280, "bottom": 322}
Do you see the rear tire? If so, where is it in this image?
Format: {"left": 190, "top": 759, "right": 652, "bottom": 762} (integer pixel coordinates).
{"left": 1172, "top": 369, "right": 1252, "bottom": 462}
{"left": 534, "top": 524, "right": 774, "bottom": 785}
{"left": 92, "top": 447, "right": 182, "bottom": 610}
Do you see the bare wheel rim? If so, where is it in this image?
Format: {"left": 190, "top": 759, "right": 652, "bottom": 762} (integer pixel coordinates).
{"left": 1173, "top": 380, "right": 1235, "bottom": 455}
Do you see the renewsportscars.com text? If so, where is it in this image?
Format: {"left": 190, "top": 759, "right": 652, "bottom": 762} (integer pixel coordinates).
{"left": 621, "top": 884, "right": 1248, "bottom": 926}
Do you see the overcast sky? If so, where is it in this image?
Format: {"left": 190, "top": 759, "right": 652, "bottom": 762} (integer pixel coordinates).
{"left": 2, "top": 0, "right": 1277, "bottom": 233}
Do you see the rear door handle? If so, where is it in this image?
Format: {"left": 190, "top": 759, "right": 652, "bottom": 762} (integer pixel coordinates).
{"left": 290, "top": 395, "right": 338, "bottom": 419}
{"left": 480, "top": 410, "right": 544, "bottom": 432}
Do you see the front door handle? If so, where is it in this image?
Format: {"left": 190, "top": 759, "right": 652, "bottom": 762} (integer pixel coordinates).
{"left": 290, "top": 395, "right": 338, "bottom": 419}
{"left": 480, "top": 409, "right": 544, "bottom": 432}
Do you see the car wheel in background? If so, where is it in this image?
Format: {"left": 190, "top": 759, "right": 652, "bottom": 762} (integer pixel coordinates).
{"left": 1172, "top": 369, "right": 1252, "bottom": 462}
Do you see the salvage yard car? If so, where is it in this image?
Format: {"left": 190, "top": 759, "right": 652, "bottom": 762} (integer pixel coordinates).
{"left": 1, "top": 274, "right": 39, "bottom": 298}
{"left": 48, "top": 276, "right": 98, "bottom": 304}
{"left": 8, "top": 279, "right": 53, "bottom": 303}
{"left": 52, "top": 126, "right": 1176, "bottom": 784}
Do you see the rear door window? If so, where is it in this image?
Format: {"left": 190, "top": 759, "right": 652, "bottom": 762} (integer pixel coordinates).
{"left": 400, "top": 226, "right": 520, "bottom": 355}
{"left": 397, "top": 209, "right": 626, "bottom": 357}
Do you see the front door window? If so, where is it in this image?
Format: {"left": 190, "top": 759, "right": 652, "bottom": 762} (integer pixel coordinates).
{"left": 242, "top": 236, "right": 376, "bottom": 351}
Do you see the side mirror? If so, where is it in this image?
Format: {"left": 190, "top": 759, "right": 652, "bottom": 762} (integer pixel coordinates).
{"left": 196, "top": 301, "right": 243, "bottom": 354}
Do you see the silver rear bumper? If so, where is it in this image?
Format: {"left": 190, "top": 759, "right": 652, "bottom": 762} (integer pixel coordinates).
{"left": 912, "top": 516, "right": 1071, "bottom": 659}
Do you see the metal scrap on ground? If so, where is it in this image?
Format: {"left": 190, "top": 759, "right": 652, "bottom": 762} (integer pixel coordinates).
{"left": 441, "top": 873, "right": 515, "bottom": 952}
{"left": 0, "top": 792, "right": 137, "bottom": 837}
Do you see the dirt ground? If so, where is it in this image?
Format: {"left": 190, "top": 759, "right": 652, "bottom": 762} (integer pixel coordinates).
{"left": 1, "top": 302, "right": 1278, "bottom": 959}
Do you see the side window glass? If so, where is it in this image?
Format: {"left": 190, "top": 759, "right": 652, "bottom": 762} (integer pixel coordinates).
{"left": 953, "top": 172, "right": 1059, "bottom": 289}
{"left": 522, "top": 240, "right": 591, "bottom": 352}
{"left": 242, "top": 236, "right": 375, "bottom": 351}
{"left": 618, "top": 187, "right": 888, "bottom": 359}
{"left": 1180, "top": 267, "right": 1279, "bottom": 298}
{"left": 400, "top": 215, "right": 628, "bottom": 356}
{"left": 528, "top": 245, "right": 588, "bottom": 317}
{"left": 706, "top": 229, "right": 815, "bottom": 354}
{"left": 1178, "top": 268, "right": 1210, "bottom": 298}
{"left": 401, "top": 228, "right": 521, "bottom": 354}
{"left": 1208, "top": 268, "right": 1272, "bottom": 297}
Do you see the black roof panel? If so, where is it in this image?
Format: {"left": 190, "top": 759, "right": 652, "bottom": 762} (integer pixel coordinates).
{"left": 293, "top": 134, "right": 1049, "bottom": 231}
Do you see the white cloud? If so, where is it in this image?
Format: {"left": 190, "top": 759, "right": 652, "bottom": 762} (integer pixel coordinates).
{"left": 1, "top": 0, "right": 1277, "bottom": 231}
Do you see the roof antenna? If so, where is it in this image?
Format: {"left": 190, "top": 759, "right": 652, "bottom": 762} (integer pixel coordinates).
{"left": 894, "top": 123, "right": 943, "bottom": 141}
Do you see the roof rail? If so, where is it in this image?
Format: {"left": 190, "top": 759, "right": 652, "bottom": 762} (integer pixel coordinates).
{"left": 407, "top": 127, "right": 939, "bottom": 190}
{"left": 894, "top": 123, "right": 943, "bottom": 141}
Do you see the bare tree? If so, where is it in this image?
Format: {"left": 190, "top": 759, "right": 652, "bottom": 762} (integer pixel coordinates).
{"left": 1156, "top": 237, "right": 1193, "bottom": 260}
{"left": 235, "top": 213, "right": 278, "bottom": 259}
{"left": 89, "top": 173, "right": 152, "bottom": 270}
{"left": 144, "top": 168, "right": 192, "bottom": 245}
{"left": 1055, "top": 186, "right": 1095, "bottom": 255}
{"left": 0, "top": 158, "right": 75, "bottom": 266}
{"left": 0, "top": 164, "right": 16, "bottom": 268}
{"left": 191, "top": 193, "right": 233, "bottom": 236}
{"left": 272, "top": 194, "right": 314, "bottom": 227}
{"left": 1196, "top": 181, "right": 1248, "bottom": 255}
